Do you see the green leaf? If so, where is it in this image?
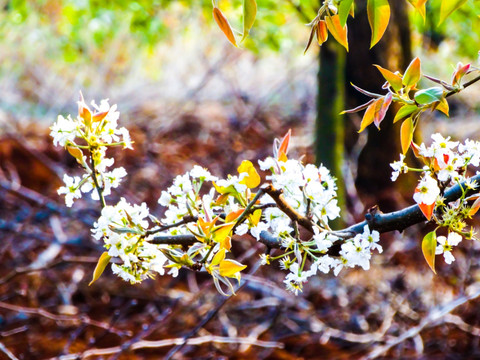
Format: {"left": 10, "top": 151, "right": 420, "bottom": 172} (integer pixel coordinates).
{"left": 407, "top": 0, "right": 427, "bottom": 22}
{"left": 338, "top": 0, "right": 354, "bottom": 27}
{"left": 400, "top": 117, "right": 413, "bottom": 154}
{"left": 89, "top": 252, "right": 111, "bottom": 286}
{"left": 439, "top": 0, "right": 467, "bottom": 25}
{"left": 402, "top": 57, "right": 421, "bottom": 88}
{"left": 393, "top": 104, "right": 417, "bottom": 123}
{"left": 414, "top": 87, "right": 444, "bottom": 105}
{"left": 242, "top": 0, "right": 257, "bottom": 41}
{"left": 367, "top": 0, "right": 390, "bottom": 48}
{"left": 422, "top": 231, "right": 437, "bottom": 274}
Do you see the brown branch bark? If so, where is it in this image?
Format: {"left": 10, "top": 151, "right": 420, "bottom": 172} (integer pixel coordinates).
{"left": 262, "top": 184, "right": 314, "bottom": 233}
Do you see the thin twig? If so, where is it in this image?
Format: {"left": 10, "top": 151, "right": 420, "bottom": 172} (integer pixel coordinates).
{"left": 0, "top": 256, "right": 98, "bottom": 285}
{"left": 0, "top": 343, "right": 19, "bottom": 360}
{"left": 364, "top": 283, "right": 480, "bottom": 359}
{"left": 0, "top": 301, "right": 130, "bottom": 337}
{"left": 54, "top": 335, "right": 283, "bottom": 360}
{"left": 145, "top": 215, "right": 198, "bottom": 237}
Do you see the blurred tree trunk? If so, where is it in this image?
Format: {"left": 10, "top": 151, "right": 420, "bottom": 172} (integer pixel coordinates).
{"left": 315, "top": 0, "right": 411, "bottom": 214}
{"left": 316, "top": 40, "right": 346, "bottom": 220}
{"left": 347, "top": 0, "right": 411, "bottom": 212}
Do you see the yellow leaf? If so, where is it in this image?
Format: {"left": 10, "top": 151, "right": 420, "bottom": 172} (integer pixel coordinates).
{"left": 400, "top": 117, "right": 414, "bottom": 154}
{"left": 89, "top": 252, "right": 111, "bottom": 286}
{"left": 325, "top": 15, "right": 349, "bottom": 52}
{"left": 249, "top": 209, "right": 262, "bottom": 226}
{"left": 242, "top": 0, "right": 257, "bottom": 41}
{"left": 220, "top": 236, "right": 232, "bottom": 251}
{"left": 211, "top": 248, "right": 226, "bottom": 267}
{"left": 213, "top": 181, "right": 236, "bottom": 195}
{"left": 219, "top": 259, "right": 247, "bottom": 277}
{"left": 238, "top": 160, "right": 261, "bottom": 188}
{"left": 212, "top": 222, "right": 235, "bottom": 243}
{"left": 422, "top": 231, "right": 437, "bottom": 274}
{"left": 213, "top": 7, "right": 237, "bottom": 47}
{"left": 439, "top": 0, "right": 467, "bottom": 25}
{"left": 436, "top": 98, "right": 450, "bottom": 117}
{"left": 367, "top": 0, "right": 390, "bottom": 48}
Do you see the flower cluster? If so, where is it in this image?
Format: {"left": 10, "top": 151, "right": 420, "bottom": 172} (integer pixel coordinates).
{"left": 92, "top": 198, "right": 172, "bottom": 282}
{"left": 50, "top": 93, "right": 132, "bottom": 207}
{"left": 51, "top": 97, "right": 387, "bottom": 295}
{"left": 391, "top": 133, "right": 480, "bottom": 266}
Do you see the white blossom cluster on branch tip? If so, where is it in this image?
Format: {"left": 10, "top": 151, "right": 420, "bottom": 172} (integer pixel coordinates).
{"left": 50, "top": 93, "right": 132, "bottom": 207}
{"left": 390, "top": 133, "right": 480, "bottom": 267}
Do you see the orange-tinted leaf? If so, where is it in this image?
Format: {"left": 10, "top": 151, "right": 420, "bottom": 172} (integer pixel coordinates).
{"left": 242, "top": 0, "right": 257, "bottom": 41}
{"left": 226, "top": 208, "right": 245, "bottom": 223}
{"left": 220, "top": 236, "right": 232, "bottom": 251}
{"left": 213, "top": 7, "right": 237, "bottom": 47}
{"left": 400, "top": 117, "right": 413, "bottom": 154}
{"left": 411, "top": 141, "right": 423, "bottom": 158}
{"left": 403, "top": 57, "right": 421, "bottom": 88}
{"left": 374, "top": 64, "right": 403, "bottom": 92}
{"left": 418, "top": 201, "right": 435, "bottom": 221}
{"left": 89, "top": 252, "right": 111, "bottom": 286}
{"left": 215, "top": 193, "right": 230, "bottom": 206}
{"left": 92, "top": 111, "right": 109, "bottom": 123}
{"left": 374, "top": 92, "right": 393, "bottom": 129}
{"left": 325, "top": 14, "right": 349, "bottom": 52}
{"left": 439, "top": 0, "right": 467, "bottom": 25}
{"left": 316, "top": 20, "right": 328, "bottom": 45}
{"left": 469, "top": 196, "right": 480, "bottom": 216}
{"left": 358, "top": 98, "right": 382, "bottom": 133}
{"left": 219, "top": 259, "right": 247, "bottom": 277}
{"left": 67, "top": 146, "right": 84, "bottom": 163}
{"left": 277, "top": 129, "right": 291, "bottom": 160}
{"left": 452, "top": 62, "right": 471, "bottom": 86}
{"left": 367, "top": 0, "right": 390, "bottom": 48}
{"left": 435, "top": 97, "right": 449, "bottom": 116}
{"left": 422, "top": 231, "right": 437, "bottom": 274}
